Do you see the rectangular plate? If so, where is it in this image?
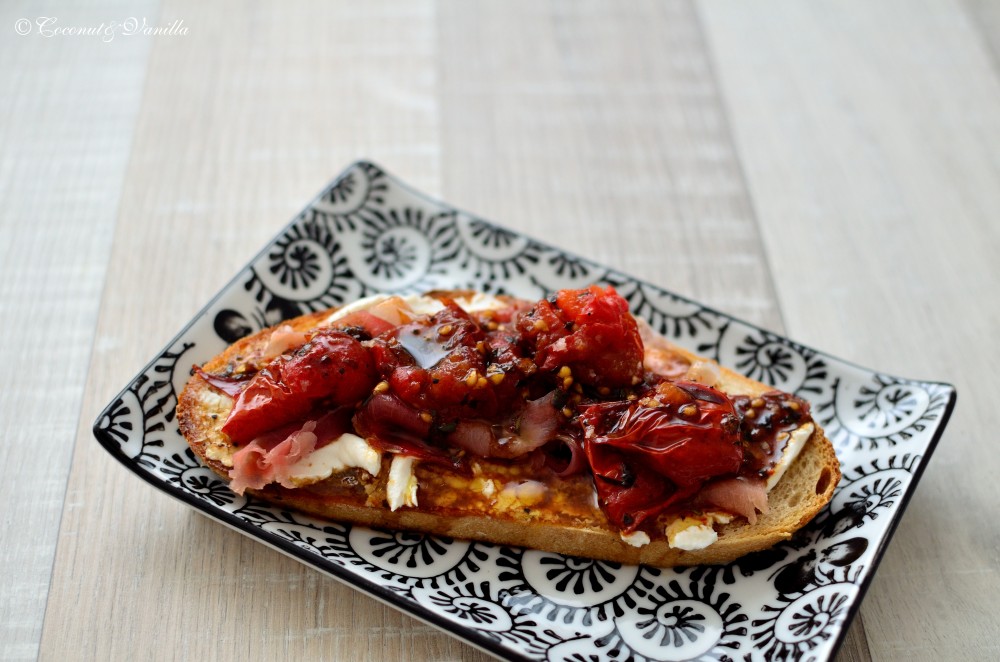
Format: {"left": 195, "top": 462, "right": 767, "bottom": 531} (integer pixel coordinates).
{"left": 95, "top": 161, "right": 956, "bottom": 662}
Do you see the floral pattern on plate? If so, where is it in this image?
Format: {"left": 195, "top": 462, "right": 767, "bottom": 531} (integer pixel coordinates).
{"left": 94, "top": 161, "right": 956, "bottom": 662}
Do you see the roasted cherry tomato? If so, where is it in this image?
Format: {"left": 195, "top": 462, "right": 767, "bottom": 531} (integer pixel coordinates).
{"left": 221, "top": 330, "right": 376, "bottom": 444}
{"left": 518, "top": 285, "right": 643, "bottom": 389}
{"left": 370, "top": 300, "right": 505, "bottom": 421}
{"left": 580, "top": 381, "right": 743, "bottom": 532}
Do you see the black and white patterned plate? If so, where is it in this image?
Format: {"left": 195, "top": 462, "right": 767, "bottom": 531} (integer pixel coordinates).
{"left": 94, "top": 161, "right": 956, "bottom": 662}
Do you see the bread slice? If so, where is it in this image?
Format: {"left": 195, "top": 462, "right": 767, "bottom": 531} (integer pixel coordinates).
{"left": 177, "top": 294, "right": 840, "bottom": 567}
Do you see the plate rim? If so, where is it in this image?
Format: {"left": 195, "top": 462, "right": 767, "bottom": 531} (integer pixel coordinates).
{"left": 93, "top": 159, "right": 959, "bottom": 661}
{"left": 94, "top": 426, "right": 533, "bottom": 662}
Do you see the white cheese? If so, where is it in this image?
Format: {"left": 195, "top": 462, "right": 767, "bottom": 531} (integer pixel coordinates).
{"left": 589, "top": 486, "right": 600, "bottom": 511}
{"left": 399, "top": 292, "right": 508, "bottom": 316}
{"left": 665, "top": 516, "right": 718, "bottom": 551}
{"left": 400, "top": 294, "right": 445, "bottom": 317}
{"left": 323, "top": 294, "right": 395, "bottom": 325}
{"left": 684, "top": 360, "right": 721, "bottom": 387}
{"left": 324, "top": 292, "right": 507, "bottom": 327}
{"left": 387, "top": 455, "right": 419, "bottom": 511}
{"left": 451, "top": 292, "right": 508, "bottom": 312}
{"left": 197, "top": 389, "right": 233, "bottom": 411}
{"left": 498, "top": 480, "right": 547, "bottom": 509}
{"left": 766, "top": 422, "right": 814, "bottom": 491}
{"left": 710, "top": 512, "right": 733, "bottom": 525}
{"left": 669, "top": 523, "right": 718, "bottom": 551}
{"left": 285, "top": 433, "right": 382, "bottom": 487}
{"left": 620, "top": 531, "right": 651, "bottom": 548}
{"left": 205, "top": 442, "right": 236, "bottom": 467}
{"left": 665, "top": 512, "right": 733, "bottom": 551}
{"left": 199, "top": 390, "right": 236, "bottom": 467}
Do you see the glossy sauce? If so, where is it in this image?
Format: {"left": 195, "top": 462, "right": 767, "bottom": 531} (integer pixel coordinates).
{"left": 203, "top": 288, "right": 816, "bottom": 534}
{"left": 395, "top": 323, "right": 453, "bottom": 369}
{"left": 731, "top": 392, "right": 811, "bottom": 476}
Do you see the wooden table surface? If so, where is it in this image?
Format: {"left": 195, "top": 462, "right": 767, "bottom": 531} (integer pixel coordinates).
{"left": 2, "top": 1, "right": 997, "bottom": 660}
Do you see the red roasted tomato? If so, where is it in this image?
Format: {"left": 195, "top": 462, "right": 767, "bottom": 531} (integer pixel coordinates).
{"left": 517, "top": 285, "right": 643, "bottom": 389}
{"left": 580, "top": 381, "right": 743, "bottom": 532}
{"left": 221, "top": 330, "right": 377, "bottom": 444}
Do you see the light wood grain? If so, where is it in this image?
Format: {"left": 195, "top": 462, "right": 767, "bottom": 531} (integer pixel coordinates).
{"left": 1, "top": 0, "right": 993, "bottom": 660}
{"left": 36, "top": 1, "right": 475, "bottom": 660}
{"left": 438, "top": 0, "right": 784, "bottom": 331}
{"left": 965, "top": 0, "right": 1000, "bottom": 69}
{"left": 34, "top": 1, "right": 792, "bottom": 660}
{"left": 0, "top": 1, "right": 158, "bottom": 659}
{"left": 698, "top": 1, "right": 1000, "bottom": 659}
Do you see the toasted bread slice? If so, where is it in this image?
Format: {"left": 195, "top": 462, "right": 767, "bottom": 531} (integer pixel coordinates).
{"left": 177, "top": 294, "right": 840, "bottom": 567}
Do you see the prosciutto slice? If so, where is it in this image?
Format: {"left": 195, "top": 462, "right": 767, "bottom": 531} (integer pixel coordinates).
{"left": 697, "top": 476, "right": 769, "bottom": 524}
{"left": 262, "top": 325, "right": 311, "bottom": 360}
{"left": 228, "top": 410, "right": 351, "bottom": 494}
{"left": 447, "top": 420, "right": 494, "bottom": 457}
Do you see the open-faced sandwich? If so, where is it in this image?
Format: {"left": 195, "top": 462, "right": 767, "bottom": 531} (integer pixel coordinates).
{"left": 177, "top": 286, "right": 839, "bottom": 567}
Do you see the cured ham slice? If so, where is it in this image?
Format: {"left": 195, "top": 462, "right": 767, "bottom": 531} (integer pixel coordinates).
{"left": 698, "top": 476, "right": 769, "bottom": 524}
{"left": 447, "top": 420, "right": 493, "bottom": 457}
{"left": 228, "top": 411, "right": 350, "bottom": 494}
{"left": 261, "top": 325, "right": 311, "bottom": 360}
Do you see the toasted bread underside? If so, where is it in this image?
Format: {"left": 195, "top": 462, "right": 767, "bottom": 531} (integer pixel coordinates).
{"left": 177, "top": 298, "right": 840, "bottom": 568}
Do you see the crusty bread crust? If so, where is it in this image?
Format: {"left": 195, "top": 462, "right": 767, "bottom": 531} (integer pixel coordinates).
{"left": 177, "top": 295, "right": 840, "bottom": 567}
